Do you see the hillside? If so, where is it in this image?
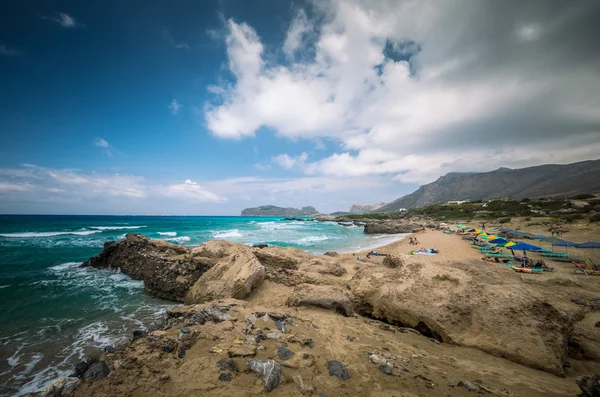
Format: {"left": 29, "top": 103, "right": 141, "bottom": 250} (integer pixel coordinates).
{"left": 378, "top": 159, "right": 600, "bottom": 212}
{"left": 241, "top": 205, "right": 319, "bottom": 216}
{"left": 348, "top": 202, "right": 386, "bottom": 214}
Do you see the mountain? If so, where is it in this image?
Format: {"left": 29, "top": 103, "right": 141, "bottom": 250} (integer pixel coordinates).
{"left": 348, "top": 202, "right": 387, "bottom": 214}
{"left": 377, "top": 159, "right": 600, "bottom": 212}
{"left": 241, "top": 205, "right": 319, "bottom": 216}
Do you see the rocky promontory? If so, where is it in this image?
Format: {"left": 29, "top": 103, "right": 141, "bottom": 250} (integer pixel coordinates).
{"left": 241, "top": 205, "right": 319, "bottom": 217}
{"left": 57, "top": 231, "right": 600, "bottom": 396}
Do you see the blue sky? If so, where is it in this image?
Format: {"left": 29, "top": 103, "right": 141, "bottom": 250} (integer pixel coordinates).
{"left": 1, "top": 0, "right": 599, "bottom": 214}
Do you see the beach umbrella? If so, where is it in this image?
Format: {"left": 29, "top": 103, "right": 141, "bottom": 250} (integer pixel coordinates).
{"left": 553, "top": 240, "right": 578, "bottom": 255}
{"left": 499, "top": 227, "right": 513, "bottom": 233}
{"left": 504, "top": 241, "right": 516, "bottom": 248}
{"left": 468, "top": 228, "right": 476, "bottom": 232}
{"left": 577, "top": 241, "right": 600, "bottom": 248}
{"left": 531, "top": 234, "right": 547, "bottom": 239}
{"left": 541, "top": 236, "right": 562, "bottom": 243}
{"left": 509, "top": 242, "right": 542, "bottom": 251}
{"left": 490, "top": 238, "right": 508, "bottom": 244}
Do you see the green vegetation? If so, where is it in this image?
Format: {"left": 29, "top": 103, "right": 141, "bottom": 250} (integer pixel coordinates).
{"left": 571, "top": 194, "right": 595, "bottom": 200}
{"left": 590, "top": 214, "right": 600, "bottom": 223}
{"left": 498, "top": 217, "right": 511, "bottom": 224}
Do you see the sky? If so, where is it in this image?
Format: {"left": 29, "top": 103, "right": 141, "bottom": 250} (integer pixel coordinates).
{"left": 0, "top": 0, "right": 599, "bottom": 215}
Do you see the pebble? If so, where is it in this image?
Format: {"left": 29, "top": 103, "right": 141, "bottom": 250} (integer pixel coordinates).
{"left": 328, "top": 360, "right": 351, "bottom": 380}
{"left": 379, "top": 363, "right": 393, "bottom": 375}
{"left": 178, "top": 347, "right": 186, "bottom": 359}
{"left": 217, "top": 358, "right": 237, "bottom": 372}
{"left": 266, "top": 332, "right": 281, "bottom": 339}
{"left": 275, "top": 320, "right": 287, "bottom": 334}
{"left": 103, "top": 346, "right": 116, "bottom": 354}
{"left": 312, "top": 324, "right": 319, "bottom": 329}
{"left": 180, "top": 327, "right": 190, "bottom": 334}
{"left": 132, "top": 330, "right": 147, "bottom": 340}
{"left": 595, "top": 321, "right": 600, "bottom": 328}
{"left": 369, "top": 354, "right": 381, "bottom": 364}
{"left": 458, "top": 380, "right": 477, "bottom": 391}
{"left": 263, "top": 313, "right": 270, "bottom": 322}
{"left": 159, "top": 374, "right": 170, "bottom": 383}
{"left": 162, "top": 340, "right": 177, "bottom": 353}
{"left": 218, "top": 373, "right": 233, "bottom": 382}
{"left": 247, "top": 359, "right": 281, "bottom": 392}
{"left": 82, "top": 362, "right": 110, "bottom": 381}
{"left": 277, "top": 344, "right": 294, "bottom": 361}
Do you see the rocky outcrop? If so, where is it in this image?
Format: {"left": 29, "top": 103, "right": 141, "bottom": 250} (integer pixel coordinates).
{"left": 241, "top": 205, "right": 319, "bottom": 216}
{"left": 39, "top": 377, "right": 81, "bottom": 397}
{"left": 364, "top": 221, "right": 420, "bottom": 234}
{"left": 184, "top": 244, "right": 265, "bottom": 304}
{"left": 348, "top": 202, "right": 386, "bottom": 214}
{"left": 286, "top": 284, "right": 354, "bottom": 316}
{"left": 81, "top": 233, "right": 212, "bottom": 301}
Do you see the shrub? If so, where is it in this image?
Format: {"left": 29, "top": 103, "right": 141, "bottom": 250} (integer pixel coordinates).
{"left": 590, "top": 214, "right": 600, "bottom": 223}
{"left": 498, "top": 217, "right": 511, "bottom": 224}
{"left": 571, "top": 194, "right": 595, "bottom": 200}
{"left": 524, "top": 217, "right": 532, "bottom": 221}
{"left": 521, "top": 198, "right": 530, "bottom": 202}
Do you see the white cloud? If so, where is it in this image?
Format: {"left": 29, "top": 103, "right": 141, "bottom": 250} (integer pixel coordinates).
{"left": 253, "top": 163, "right": 272, "bottom": 171}
{"left": 204, "top": 1, "right": 600, "bottom": 185}
{"left": 283, "top": 9, "right": 313, "bottom": 57}
{"left": 43, "top": 12, "right": 83, "bottom": 28}
{"left": 94, "top": 138, "right": 109, "bottom": 148}
{"left": 161, "top": 179, "right": 227, "bottom": 203}
{"left": 0, "top": 44, "right": 21, "bottom": 56}
{"left": 162, "top": 30, "right": 190, "bottom": 50}
{"left": 272, "top": 152, "right": 308, "bottom": 169}
{"left": 168, "top": 99, "right": 181, "bottom": 115}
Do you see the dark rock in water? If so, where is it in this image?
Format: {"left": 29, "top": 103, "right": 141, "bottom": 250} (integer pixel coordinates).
{"left": 72, "top": 361, "right": 90, "bottom": 378}
{"left": 178, "top": 347, "right": 186, "bottom": 358}
{"left": 162, "top": 339, "right": 177, "bottom": 353}
{"left": 133, "top": 329, "right": 147, "bottom": 340}
{"left": 253, "top": 244, "right": 269, "bottom": 249}
{"left": 103, "top": 346, "right": 116, "bottom": 353}
{"left": 277, "top": 344, "right": 294, "bottom": 361}
{"left": 328, "top": 360, "right": 351, "bottom": 380}
{"left": 219, "top": 372, "right": 233, "bottom": 382}
{"left": 323, "top": 251, "right": 339, "bottom": 257}
{"left": 274, "top": 320, "right": 287, "bottom": 334}
{"left": 379, "top": 363, "right": 393, "bottom": 375}
{"left": 181, "top": 327, "right": 190, "bottom": 334}
{"left": 247, "top": 359, "right": 281, "bottom": 392}
{"left": 82, "top": 362, "right": 110, "bottom": 381}
{"left": 577, "top": 375, "right": 600, "bottom": 397}
{"left": 217, "top": 358, "right": 238, "bottom": 372}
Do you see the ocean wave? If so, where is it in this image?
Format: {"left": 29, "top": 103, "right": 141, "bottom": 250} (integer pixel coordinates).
{"left": 0, "top": 284, "right": 10, "bottom": 289}
{"left": 0, "top": 230, "right": 101, "bottom": 238}
{"left": 157, "top": 231, "right": 177, "bottom": 237}
{"left": 48, "top": 262, "right": 79, "bottom": 271}
{"left": 163, "top": 236, "right": 191, "bottom": 243}
{"left": 89, "top": 226, "right": 147, "bottom": 231}
{"left": 213, "top": 229, "right": 243, "bottom": 238}
{"left": 296, "top": 235, "right": 329, "bottom": 245}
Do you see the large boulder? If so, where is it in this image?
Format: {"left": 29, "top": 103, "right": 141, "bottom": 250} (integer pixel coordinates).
{"left": 184, "top": 245, "right": 265, "bottom": 304}
{"left": 81, "top": 234, "right": 213, "bottom": 301}
{"left": 39, "top": 377, "right": 81, "bottom": 397}
{"left": 286, "top": 284, "right": 354, "bottom": 316}
{"left": 349, "top": 258, "right": 576, "bottom": 376}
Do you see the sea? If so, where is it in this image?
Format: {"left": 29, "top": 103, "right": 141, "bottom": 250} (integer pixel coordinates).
{"left": 0, "top": 215, "right": 405, "bottom": 396}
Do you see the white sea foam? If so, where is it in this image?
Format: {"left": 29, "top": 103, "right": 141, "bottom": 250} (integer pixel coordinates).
{"left": 89, "top": 225, "right": 146, "bottom": 231}
{"left": 157, "top": 231, "right": 177, "bottom": 237}
{"left": 48, "top": 262, "right": 79, "bottom": 271}
{"left": 163, "top": 236, "right": 191, "bottom": 243}
{"left": 213, "top": 229, "right": 243, "bottom": 238}
{"left": 296, "top": 235, "right": 329, "bottom": 245}
{"left": 0, "top": 284, "right": 10, "bottom": 289}
{"left": 0, "top": 230, "right": 101, "bottom": 238}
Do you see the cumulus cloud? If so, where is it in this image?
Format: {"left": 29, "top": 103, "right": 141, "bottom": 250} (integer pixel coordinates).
{"left": 272, "top": 152, "right": 308, "bottom": 169}
{"left": 161, "top": 179, "right": 227, "bottom": 203}
{"left": 204, "top": 0, "right": 600, "bottom": 184}
{"left": 43, "top": 12, "right": 83, "bottom": 28}
{"left": 93, "top": 138, "right": 120, "bottom": 156}
{"left": 94, "top": 138, "right": 109, "bottom": 148}
{"left": 168, "top": 99, "right": 181, "bottom": 115}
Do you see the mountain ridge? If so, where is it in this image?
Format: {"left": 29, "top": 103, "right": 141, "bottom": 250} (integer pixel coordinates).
{"left": 241, "top": 205, "right": 319, "bottom": 216}
{"left": 377, "top": 159, "right": 600, "bottom": 212}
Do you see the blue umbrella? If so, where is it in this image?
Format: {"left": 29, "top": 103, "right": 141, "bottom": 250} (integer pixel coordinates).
{"left": 509, "top": 242, "right": 542, "bottom": 251}
{"left": 553, "top": 240, "right": 578, "bottom": 254}
{"left": 577, "top": 241, "right": 600, "bottom": 248}
{"left": 489, "top": 238, "right": 508, "bottom": 244}
{"left": 531, "top": 234, "right": 547, "bottom": 239}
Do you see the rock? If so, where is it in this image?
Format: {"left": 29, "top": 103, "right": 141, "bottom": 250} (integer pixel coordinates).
{"left": 577, "top": 375, "right": 600, "bottom": 397}
{"left": 277, "top": 344, "right": 294, "bottom": 361}
{"left": 162, "top": 339, "right": 177, "bottom": 353}
{"left": 253, "top": 244, "right": 269, "bottom": 249}
{"left": 286, "top": 284, "right": 354, "bottom": 316}
{"left": 318, "top": 263, "right": 347, "bottom": 276}
{"left": 82, "top": 362, "right": 110, "bottom": 381}
{"left": 202, "top": 306, "right": 232, "bottom": 322}
{"left": 132, "top": 329, "right": 147, "bottom": 340}
{"left": 219, "top": 372, "right": 233, "bottom": 382}
{"left": 247, "top": 359, "right": 282, "bottom": 392}
{"left": 274, "top": 320, "right": 287, "bottom": 334}
{"left": 364, "top": 222, "right": 418, "bottom": 234}
{"left": 458, "top": 380, "right": 477, "bottom": 391}
{"left": 178, "top": 347, "right": 186, "bottom": 358}
{"left": 103, "top": 345, "right": 116, "bottom": 353}
{"left": 595, "top": 321, "right": 600, "bottom": 328}
{"left": 39, "top": 376, "right": 81, "bottom": 397}
{"left": 379, "top": 363, "right": 393, "bottom": 375}
{"left": 217, "top": 358, "right": 238, "bottom": 372}
{"left": 181, "top": 327, "right": 190, "bottom": 334}
{"left": 81, "top": 233, "right": 212, "bottom": 301}
{"left": 323, "top": 251, "right": 339, "bottom": 257}
{"left": 369, "top": 354, "right": 381, "bottom": 364}
{"left": 328, "top": 360, "right": 351, "bottom": 380}
{"left": 382, "top": 255, "right": 405, "bottom": 269}
{"left": 159, "top": 374, "right": 170, "bottom": 383}
{"left": 266, "top": 332, "right": 281, "bottom": 339}
{"left": 263, "top": 313, "right": 270, "bottom": 322}
{"left": 293, "top": 374, "right": 315, "bottom": 395}
{"left": 72, "top": 361, "right": 90, "bottom": 378}
{"left": 184, "top": 244, "right": 265, "bottom": 304}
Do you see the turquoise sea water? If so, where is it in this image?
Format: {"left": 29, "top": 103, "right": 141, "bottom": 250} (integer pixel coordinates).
{"left": 0, "top": 215, "right": 405, "bottom": 395}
